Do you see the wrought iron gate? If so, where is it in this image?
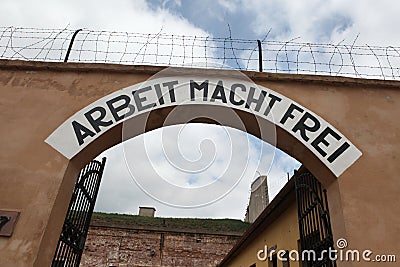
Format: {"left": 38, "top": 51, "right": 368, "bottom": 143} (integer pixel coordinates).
{"left": 52, "top": 157, "right": 106, "bottom": 267}
{"left": 295, "top": 170, "right": 336, "bottom": 267}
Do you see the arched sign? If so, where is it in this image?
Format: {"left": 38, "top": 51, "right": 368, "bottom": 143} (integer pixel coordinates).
{"left": 45, "top": 75, "right": 362, "bottom": 177}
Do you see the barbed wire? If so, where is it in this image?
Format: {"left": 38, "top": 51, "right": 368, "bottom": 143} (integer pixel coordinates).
{"left": 1, "top": 26, "right": 400, "bottom": 80}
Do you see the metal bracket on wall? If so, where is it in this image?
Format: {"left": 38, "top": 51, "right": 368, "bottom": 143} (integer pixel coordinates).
{"left": 0, "top": 210, "right": 20, "bottom": 237}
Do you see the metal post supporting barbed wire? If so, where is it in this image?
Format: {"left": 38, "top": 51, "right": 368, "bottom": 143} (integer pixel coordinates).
{"left": 64, "top": 29, "right": 82, "bottom": 62}
{"left": 257, "top": 40, "right": 263, "bottom": 72}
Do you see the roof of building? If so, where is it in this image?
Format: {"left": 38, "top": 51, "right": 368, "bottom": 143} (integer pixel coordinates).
{"left": 139, "top": 206, "right": 156, "bottom": 210}
{"left": 90, "top": 212, "right": 250, "bottom": 236}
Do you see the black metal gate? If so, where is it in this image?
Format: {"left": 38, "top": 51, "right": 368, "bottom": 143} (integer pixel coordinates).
{"left": 52, "top": 157, "right": 106, "bottom": 267}
{"left": 295, "top": 169, "right": 336, "bottom": 267}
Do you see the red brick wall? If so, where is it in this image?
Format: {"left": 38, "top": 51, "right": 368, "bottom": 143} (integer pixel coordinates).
{"left": 81, "top": 226, "right": 242, "bottom": 267}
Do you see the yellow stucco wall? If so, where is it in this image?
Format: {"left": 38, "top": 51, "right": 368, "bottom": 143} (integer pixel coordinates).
{"left": 225, "top": 202, "right": 299, "bottom": 267}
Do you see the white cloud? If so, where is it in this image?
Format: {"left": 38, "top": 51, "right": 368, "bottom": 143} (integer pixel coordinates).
{"left": 216, "top": 0, "right": 241, "bottom": 13}
{"left": 0, "top": 0, "right": 208, "bottom": 35}
{"left": 94, "top": 123, "right": 299, "bottom": 219}
{"left": 221, "top": 0, "right": 400, "bottom": 45}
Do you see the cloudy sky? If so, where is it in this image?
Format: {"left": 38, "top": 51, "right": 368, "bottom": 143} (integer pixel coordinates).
{"left": 1, "top": 0, "right": 399, "bottom": 219}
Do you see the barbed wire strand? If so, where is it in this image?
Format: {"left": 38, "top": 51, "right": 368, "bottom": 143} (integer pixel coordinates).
{"left": 328, "top": 40, "right": 344, "bottom": 76}
{"left": 366, "top": 43, "right": 385, "bottom": 79}
{"left": 385, "top": 46, "right": 400, "bottom": 79}
{"left": 78, "top": 30, "right": 90, "bottom": 61}
{"left": 275, "top": 37, "right": 301, "bottom": 73}
{"left": 245, "top": 28, "right": 272, "bottom": 70}
{"left": 191, "top": 35, "right": 196, "bottom": 67}
{"left": 227, "top": 24, "right": 241, "bottom": 70}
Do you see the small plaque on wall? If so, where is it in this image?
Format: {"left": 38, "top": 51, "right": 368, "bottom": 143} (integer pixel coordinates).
{"left": 0, "top": 210, "right": 20, "bottom": 237}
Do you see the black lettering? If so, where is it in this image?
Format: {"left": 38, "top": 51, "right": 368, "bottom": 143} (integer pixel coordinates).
{"left": 154, "top": 84, "right": 165, "bottom": 105}
{"left": 327, "top": 142, "right": 351, "bottom": 163}
{"left": 163, "top": 80, "right": 178, "bottom": 103}
{"left": 72, "top": 120, "right": 95, "bottom": 146}
{"left": 230, "top": 83, "right": 246, "bottom": 106}
{"left": 292, "top": 112, "right": 321, "bottom": 142}
{"left": 311, "top": 127, "right": 341, "bottom": 157}
{"left": 264, "top": 94, "right": 282, "bottom": 116}
{"left": 190, "top": 80, "right": 208, "bottom": 101}
{"left": 133, "top": 86, "right": 156, "bottom": 112}
{"left": 210, "top": 80, "right": 227, "bottom": 103}
{"left": 280, "top": 103, "right": 304, "bottom": 125}
{"left": 84, "top": 106, "right": 113, "bottom": 133}
{"left": 245, "top": 87, "right": 267, "bottom": 112}
{"left": 106, "top": 95, "right": 135, "bottom": 122}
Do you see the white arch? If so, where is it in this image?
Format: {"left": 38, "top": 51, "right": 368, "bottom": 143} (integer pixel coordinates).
{"left": 46, "top": 75, "right": 361, "bottom": 177}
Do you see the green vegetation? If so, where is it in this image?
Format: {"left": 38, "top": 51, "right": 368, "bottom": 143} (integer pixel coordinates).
{"left": 91, "top": 212, "right": 250, "bottom": 234}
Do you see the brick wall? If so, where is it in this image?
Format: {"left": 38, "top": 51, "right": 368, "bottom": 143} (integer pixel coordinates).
{"left": 80, "top": 214, "right": 248, "bottom": 267}
{"left": 81, "top": 226, "right": 242, "bottom": 267}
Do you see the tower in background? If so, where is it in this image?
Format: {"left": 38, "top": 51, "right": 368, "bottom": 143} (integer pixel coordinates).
{"left": 244, "top": 176, "right": 269, "bottom": 223}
